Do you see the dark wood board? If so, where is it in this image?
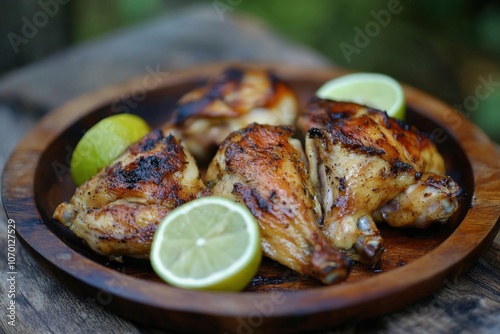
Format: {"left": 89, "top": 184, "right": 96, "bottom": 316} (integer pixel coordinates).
{"left": 3, "top": 63, "right": 499, "bottom": 333}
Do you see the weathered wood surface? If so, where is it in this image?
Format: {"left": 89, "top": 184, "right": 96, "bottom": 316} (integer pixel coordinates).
{"left": 1, "top": 5, "right": 499, "bottom": 334}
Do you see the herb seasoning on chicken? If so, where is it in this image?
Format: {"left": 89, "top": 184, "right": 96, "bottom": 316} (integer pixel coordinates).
{"left": 300, "top": 98, "right": 464, "bottom": 264}
{"left": 205, "top": 123, "right": 351, "bottom": 284}
{"left": 53, "top": 130, "right": 208, "bottom": 261}
{"left": 163, "top": 67, "right": 299, "bottom": 164}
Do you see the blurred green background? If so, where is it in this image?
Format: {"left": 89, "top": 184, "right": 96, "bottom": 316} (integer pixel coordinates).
{"left": 2, "top": 0, "right": 499, "bottom": 142}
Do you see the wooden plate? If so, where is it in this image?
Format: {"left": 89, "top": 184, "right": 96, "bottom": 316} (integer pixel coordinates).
{"left": 3, "top": 63, "right": 500, "bottom": 333}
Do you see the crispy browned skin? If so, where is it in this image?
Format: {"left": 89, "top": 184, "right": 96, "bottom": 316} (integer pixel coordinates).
{"left": 205, "top": 123, "right": 351, "bottom": 284}
{"left": 372, "top": 174, "right": 464, "bottom": 228}
{"left": 302, "top": 98, "right": 464, "bottom": 264}
{"left": 163, "top": 67, "right": 299, "bottom": 164}
{"left": 297, "top": 97, "right": 375, "bottom": 135}
{"left": 299, "top": 97, "right": 445, "bottom": 174}
{"left": 53, "top": 129, "right": 207, "bottom": 260}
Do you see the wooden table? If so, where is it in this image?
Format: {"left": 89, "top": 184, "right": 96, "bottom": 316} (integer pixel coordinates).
{"left": 1, "top": 5, "right": 499, "bottom": 334}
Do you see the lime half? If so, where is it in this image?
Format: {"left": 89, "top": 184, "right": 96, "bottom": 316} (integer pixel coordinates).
{"left": 150, "top": 197, "right": 261, "bottom": 291}
{"left": 70, "top": 113, "right": 150, "bottom": 186}
{"left": 316, "top": 73, "right": 406, "bottom": 120}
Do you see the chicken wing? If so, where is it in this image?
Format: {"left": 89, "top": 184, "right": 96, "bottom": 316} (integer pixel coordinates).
{"left": 163, "top": 67, "right": 299, "bottom": 164}
{"left": 53, "top": 129, "right": 208, "bottom": 260}
{"left": 205, "top": 123, "right": 351, "bottom": 284}
{"left": 302, "top": 98, "right": 463, "bottom": 263}
{"left": 372, "top": 173, "right": 464, "bottom": 228}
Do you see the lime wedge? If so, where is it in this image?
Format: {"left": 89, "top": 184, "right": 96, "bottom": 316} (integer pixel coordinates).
{"left": 150, "top": 197, "right": 261, "bottom": 291}
{"left": 316, "top": 73, "right": 406, "bottom": 120}
{"left": 70, "top": 114, "right": 150, "bottom": 186}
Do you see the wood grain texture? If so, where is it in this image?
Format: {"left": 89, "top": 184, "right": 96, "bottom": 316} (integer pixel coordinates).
{"left": 2, "top": 63, "right": 500, "bottom": 333}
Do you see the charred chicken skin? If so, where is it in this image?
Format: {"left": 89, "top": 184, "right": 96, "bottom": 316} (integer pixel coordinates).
{"left": 163, "top": 67, "right": 299, "bottom": 164}
{"left": 300, "top": 98, "right": 464, "bottom": 264}
{"left": 53, "top": 129, "right": 207, "bottom": 260}
{"left": 53, "top": 68, "right": 464, "bottom": 286}
{"left": 205, "top": 123, "right": 351, "bottom": 284}
{"left": 372, "top": 173, "right": 464, "bottom": 228}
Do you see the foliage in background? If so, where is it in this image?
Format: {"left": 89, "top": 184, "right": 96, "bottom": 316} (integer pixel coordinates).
{"left": 2, "top": 0, "right": 498, "bottom": 142}
{"left": 69, "top": 0, "right": 499, "bottom": 142}
{"left": 234, "top": 0, "right": 500, "bottom": 142}
{"left": 71, "top": 0, "right": 166, "bottom": 41}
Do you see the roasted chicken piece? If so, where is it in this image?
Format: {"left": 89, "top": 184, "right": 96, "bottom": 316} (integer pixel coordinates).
{"left": 301, "top": 98, "right": 464, "bottom": 264}
{"left": 163, "top": 67, "right": 299, "bottom": 164}
{"left": 205, "top": 123, "right": 351, "bottom": 284}
{"left": 53, "top": 129, "right": 208, "bottom": 260}
{"left": 299, "top": 97, "right": 445, "bottom": 174}
{"left": 297, "top": 97, "right": 374, "bottom": 136}
{"left": 372, "top": 173, "right": 464, "bottom": 228}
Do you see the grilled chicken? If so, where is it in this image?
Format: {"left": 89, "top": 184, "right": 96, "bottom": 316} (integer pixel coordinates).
{"left": 205, "top": 123, "right": 351, "bottom": 284}
{"left": 299, "top": 97, "right": 446, "bottom": 175}
{"left": 163, "top": 67, "right": 299, "bottom": 164}
{"left": 301, "top": 98, "right": 464, "bottom": 264}
{"left": 372, "top": 173, "right": 464, "bottom": 228}
{"left": 53, "top": 129, "right": 207, "bottom": 260}
{"left": 297, "top": 97, "right": 373, "bottom": 137}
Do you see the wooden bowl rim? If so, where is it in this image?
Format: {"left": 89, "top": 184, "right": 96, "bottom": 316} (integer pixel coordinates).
{"left": 3, "top": 63, "right": 500, "bottom": 327}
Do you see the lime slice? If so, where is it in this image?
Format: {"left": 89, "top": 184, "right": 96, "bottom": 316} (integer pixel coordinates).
{"left": 150, "top": 197, "right": 261, "bottom": 291}
{"left": 70, "top": 114, "right": 150, "bottom": 186}
{"left": 316, "top": 73, "right": 406, "bottom": 120}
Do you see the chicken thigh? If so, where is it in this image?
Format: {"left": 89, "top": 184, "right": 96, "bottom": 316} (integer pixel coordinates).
{"left": 205, "top": 123, "right": 351, "bottom": 284}
{"left": 53, "top": 129, "right": 208, "bottom": 260}
{"left": 163, "top": 67, "right": 299, "bottom": 164}
{"left": 301, "top": 98, "right": 464, "bottom": 264}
